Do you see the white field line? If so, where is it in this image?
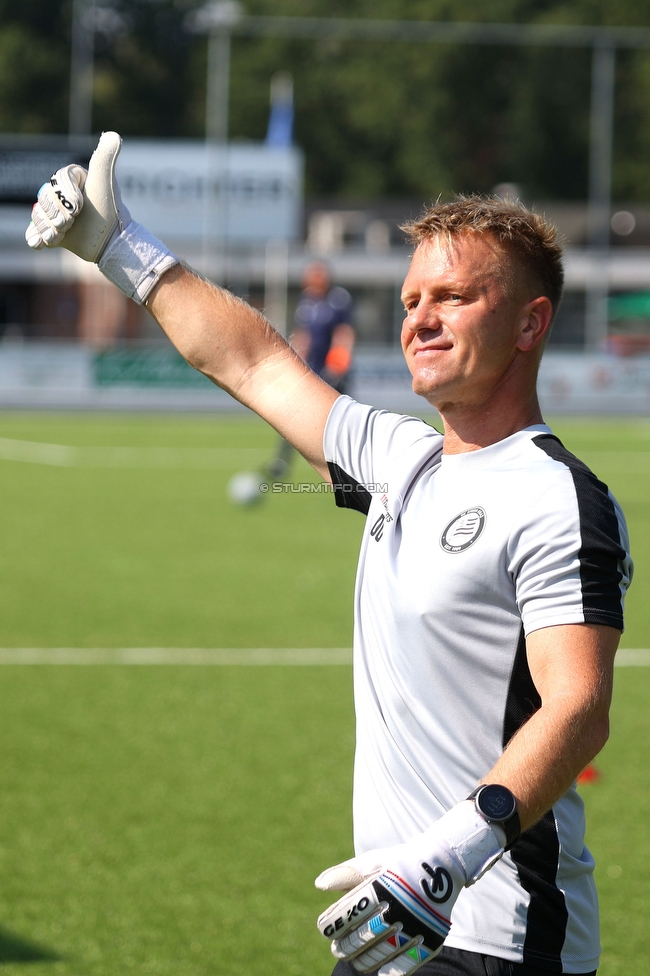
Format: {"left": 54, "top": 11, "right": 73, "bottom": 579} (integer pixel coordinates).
{"left": 0, "top": 647, "right": 645, "bottom": 665}
{"left": 614, "top": 648, "right": 650, "bottom": 666}
{"left": 0, "top": 438, "right": 269, "bottom": 469}
{"left": 0, "top": 648, "right": 353, "bottom": 665}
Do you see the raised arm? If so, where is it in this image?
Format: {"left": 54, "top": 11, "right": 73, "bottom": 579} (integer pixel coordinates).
{"left": 25, "top": 132, "right": 338, "bottom": 478}
{"left": 147, "top": 266, "right": 337, "bottom": 476}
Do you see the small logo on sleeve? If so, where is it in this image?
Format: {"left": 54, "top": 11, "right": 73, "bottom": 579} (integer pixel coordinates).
{"left": 440, "top": 508, "right": 486, "bottom": 552}
{"left": 370, "top": 494, "right": 394, "bottom": 542}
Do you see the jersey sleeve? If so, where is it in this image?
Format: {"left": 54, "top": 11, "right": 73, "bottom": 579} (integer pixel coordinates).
{"left": 511, "top": 448, "right": 633, "bottom": 635}
{"left": 323, "top": 395, "right": 443, "bottom": 515}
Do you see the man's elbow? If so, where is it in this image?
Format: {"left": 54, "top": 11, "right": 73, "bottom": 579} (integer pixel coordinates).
{"left": 588, "top": 709, "right": 610, "bottom": 758}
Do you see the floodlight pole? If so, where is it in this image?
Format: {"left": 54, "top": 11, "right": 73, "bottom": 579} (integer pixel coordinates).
{"left": 585, "top": 41, "right": 616, "bottom": 350}
{"left": 187, "top": 2, "right": 243, "bottom": 282}
{"left": 189, "top": 1, "right": 243, "bottom": 145}
{"left": 206, "top": 21, "right": 233, "bottom": 144}
{"left": 264, "top": 239, "right": 289, "bottom": 337}
{"left": 69, "top": 0, "right": 96, "bottom": 139}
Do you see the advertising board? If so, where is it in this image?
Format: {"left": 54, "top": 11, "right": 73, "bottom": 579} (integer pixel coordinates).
{"left": 115, "top": 140, "right": 303, "bottom": 243}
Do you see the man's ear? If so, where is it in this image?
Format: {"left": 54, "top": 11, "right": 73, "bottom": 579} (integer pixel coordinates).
{"left": 516, "top": 297, "right": 553, "bottom": 352}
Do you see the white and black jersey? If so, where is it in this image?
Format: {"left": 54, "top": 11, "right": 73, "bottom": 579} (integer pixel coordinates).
{"left": 323, "top": 396, "right": 632, "bottom": 975}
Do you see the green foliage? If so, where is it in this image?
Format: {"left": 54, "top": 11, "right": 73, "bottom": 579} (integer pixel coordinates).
{"left": 3, "top": 0, "right": 650, "bottom": 198}
{"left": 0, "top": 19, "right": 69, "bottom": 133}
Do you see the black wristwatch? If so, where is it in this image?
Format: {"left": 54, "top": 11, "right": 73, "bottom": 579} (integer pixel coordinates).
{"left": 467, "top": 784, "right": 521, "bottom": 850}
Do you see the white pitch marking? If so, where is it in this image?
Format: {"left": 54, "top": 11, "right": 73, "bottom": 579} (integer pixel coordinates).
{"left": 0, "top": 648, "right": 645, "bottom": 666}
{"left": 614, "top": 648, "right": 650, "bottom": 666}
{"left": 0, "top": 438, "right": 269, "bottom": 469}
{"left": 0, "top": 648, "right": 644, "bottom": 666}
{"left": 0, "top": 648, "right": 353, "bottom": 665}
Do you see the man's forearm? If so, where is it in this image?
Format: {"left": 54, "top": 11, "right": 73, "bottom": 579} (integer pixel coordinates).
{"left": 146, "top": 265, "right": 339, "bottom": 474}
{"left": 146, "top": 265, "right": 291, "bottom": 394}
{"left": 477, "top": 622, "right": 618, "bottom": 832}
{"left": 482, "top": 697, "right": 609, "bottom": 831}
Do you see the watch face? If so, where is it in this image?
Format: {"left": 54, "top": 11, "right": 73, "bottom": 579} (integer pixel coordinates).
{"left": 476, "top": 784, "right": 517, "bottom": 822}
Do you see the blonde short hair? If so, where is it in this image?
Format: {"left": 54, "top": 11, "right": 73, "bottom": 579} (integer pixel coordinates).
{"left": 402, "top": 194, "right": 564, "bottom": 317}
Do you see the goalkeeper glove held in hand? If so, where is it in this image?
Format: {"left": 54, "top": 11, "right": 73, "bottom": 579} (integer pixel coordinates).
{"left": 25, "top": 131, "right": 179, "bottom": 305}
{"left": 315, "top": 798, "right": 510, "bottom": 976}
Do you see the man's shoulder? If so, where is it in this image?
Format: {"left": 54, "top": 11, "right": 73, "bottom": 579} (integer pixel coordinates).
{"left": 488, "top": 428, "right": 626, "bottom": 547}
{"left": 480, "top": 427, "right": 590, "bottom": 478}
{"left": 335, "top": 397, "right": 442, "bottom": 440}
{"left": 326, "top": 397, "right": 443, "bottom": 466}
{"left": 521, "top": 430, "right": 615, "bottom": 502}
{"left": 440, "top": 428, "right": 599, "bottom": 517}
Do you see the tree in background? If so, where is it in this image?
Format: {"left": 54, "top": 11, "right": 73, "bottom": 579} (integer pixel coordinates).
{"left": 2, "top": 0, "right": 650, "bottom": 201}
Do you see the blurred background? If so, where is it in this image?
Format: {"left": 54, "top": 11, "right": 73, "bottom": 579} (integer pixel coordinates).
{"left": 4, "top": 0, "right": 650, "bottom": 410}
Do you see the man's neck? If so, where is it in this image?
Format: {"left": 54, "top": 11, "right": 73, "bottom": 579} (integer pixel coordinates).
{"left": 439, "top": 392, "right": 545, "bottom": 455}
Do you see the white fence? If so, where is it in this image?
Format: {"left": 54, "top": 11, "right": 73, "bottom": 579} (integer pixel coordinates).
{"left": 0, "top": 343, "right": 648, "bottom": 414}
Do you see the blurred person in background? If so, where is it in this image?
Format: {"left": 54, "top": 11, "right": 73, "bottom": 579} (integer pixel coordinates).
{"left": 265, "top": 260, "right": 355, "bottom": 481}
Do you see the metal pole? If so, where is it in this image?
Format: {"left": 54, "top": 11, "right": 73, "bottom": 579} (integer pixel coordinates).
{"left": 188, "top": 2, "right": 242, "bottom": 280}
{"left": 264, "top": 239, "right": 289, "bottom": 337}
{"left": 204, "top": 25, "right": 232, "bottom": 281}
{"left": 69, "top": 0, "right": 95, "bottom": 138}
{"left": 585, "top": 40, "right": 616, "bottom": 351}
{"left": 206, "top": 26, "right": 232, "bottom": 144}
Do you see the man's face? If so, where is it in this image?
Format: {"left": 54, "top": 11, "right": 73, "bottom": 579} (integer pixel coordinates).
{"left": 303, "top": 263, "right": 330, "bottom": 297}
{"left": 400, "top": 233, "right": 533, "bottom": 410}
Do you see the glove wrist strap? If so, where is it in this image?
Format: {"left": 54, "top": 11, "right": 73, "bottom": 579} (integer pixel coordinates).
{"left": 423, "top": 800, "right": 506, "bottom": 886}
{"left": 98, "top": 220, "right": 180, "bottom": 304}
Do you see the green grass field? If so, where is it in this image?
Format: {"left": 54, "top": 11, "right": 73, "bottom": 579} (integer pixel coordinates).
{"left": 0, "top": 412, "right": 646, "bottom": 976}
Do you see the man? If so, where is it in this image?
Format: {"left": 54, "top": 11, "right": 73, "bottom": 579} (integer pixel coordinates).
{"left": 293, "top": 260, "right": 355, "bottom": 394}
{"left": 26, "top": 133, "right": 631, "bottom": 976}
{"left": 265, "top": 259, "right": 354, "bottom": 481}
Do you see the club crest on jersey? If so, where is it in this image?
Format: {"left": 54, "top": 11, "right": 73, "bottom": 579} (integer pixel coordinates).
{"left": 440, "top": 507, "right": 486, "bottom": 553}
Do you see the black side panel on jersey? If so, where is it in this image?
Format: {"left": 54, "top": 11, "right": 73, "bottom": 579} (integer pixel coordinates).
{"left": 504, "top": 628, "right": 568, "bottom": 972}
{"left": 532, "top": 434, "right": 626, "bottom": 629}
{"left": 327, "top": 461, "right": 372, "bottom": 515}
{"left": 503, "top": 628, "right": 541, "bottom": 748}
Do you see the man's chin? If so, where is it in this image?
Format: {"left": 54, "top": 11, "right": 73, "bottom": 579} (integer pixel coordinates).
{"left": 411, "top": 374, "right": 445, "bottom": 406}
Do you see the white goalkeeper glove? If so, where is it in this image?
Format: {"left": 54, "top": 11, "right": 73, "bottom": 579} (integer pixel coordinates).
{"left": 25, "top": 131, "right": 179, "bottom": 305}
{"left": 316, "top": 798, "right": 511, "bottom": 976}
{"left": 25, "top": 165, "right": 87, "bottom": 248}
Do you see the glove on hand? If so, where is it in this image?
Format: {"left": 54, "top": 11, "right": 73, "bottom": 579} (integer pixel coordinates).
{"left": 315, "top": 800, "right": 506, "bottom": 976}
{"left": 25, "top": 165, "right": 87, "bottom": 249}
{"left": 25, "top": 131, "right": 179, "bottom": 304}
{"left": 25, "top": 132, "right": 128, "bottom": 260}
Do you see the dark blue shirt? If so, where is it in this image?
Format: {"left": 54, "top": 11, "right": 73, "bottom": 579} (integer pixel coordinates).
{"left": 294, "top": 286, "right": 353, "bottom": 375}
